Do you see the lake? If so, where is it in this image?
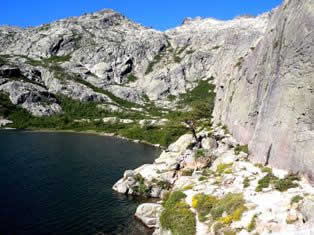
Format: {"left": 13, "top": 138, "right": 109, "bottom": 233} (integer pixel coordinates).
{"left": 0, "top": 130, "right": 160, "bottom": 235}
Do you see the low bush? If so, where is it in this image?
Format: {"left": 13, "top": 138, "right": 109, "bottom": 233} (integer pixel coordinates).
{"left": 216, "top": 163, "right": 233, "bottom": 175}
{"left": 247, "top": 214, "right": 258, "bottom": 232}
{"left": 192, "top": 193, "right": 246, "bottom": 224}
{"left": 290, "top": 195, "right": 303, "bottom": 204}
{"left": 181, "top": 169, "right": 193, "bottom": 176}
{"left": 243, "top": 177, "right": 250, "bottom": 188}
{"left": 160, "top": 191, "right": 196, "bottom": 235}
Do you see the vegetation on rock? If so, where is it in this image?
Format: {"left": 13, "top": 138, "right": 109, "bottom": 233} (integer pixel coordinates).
{"left": 192, "top": 193, "right": 246, "bottom": 225}
{"left": 160, "top": 191, "right": 196, "bottom": 235}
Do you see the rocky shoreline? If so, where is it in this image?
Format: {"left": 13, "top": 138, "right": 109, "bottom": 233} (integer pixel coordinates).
{"left": 113, "top": 125, "right": 314, "bottom": 235}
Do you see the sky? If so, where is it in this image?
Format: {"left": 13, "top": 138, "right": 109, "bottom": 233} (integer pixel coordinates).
{"left": 2, "top": 0, "right": 283, "bottom": 31}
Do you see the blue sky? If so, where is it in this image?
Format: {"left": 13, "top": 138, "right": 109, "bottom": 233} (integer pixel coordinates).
{"left": 2, "top": 0, "right": 283, "bottom": 30}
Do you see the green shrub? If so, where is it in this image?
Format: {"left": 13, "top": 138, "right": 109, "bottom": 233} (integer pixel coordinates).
{"left": 173, "top": 55, "right": 182, "bottom": 63}
{"left": 222, "top": 125, "right": 229, "bottom": 134}
{"left": 160, "top": 191, "right": 196, "bottom": 235}
{"left": 216, "top": 163, "right": 233, "bottom": 175}
{"left": 192, "top": 193, "right": 246, "bottom": 224}
{"left": 157, "top": 180, "right": 172, "bottom": 190}
{"left": 127, "top": 74, "right": 138, "bottom": 82}
{"left": 145, "top": 53, "right": 164, "bottom": 75}
{"left": 195, "top": 149, "right": 205, "bottom": 159}
{"left": 291, "top": 195, "right": 303, "bottom": 204}
{"left": 192, "top": 193, "right": 218, "bottom": 222}
{"left": 43, "top": 55, "right": 72, "bottom": 63}
{"left": 181, "top": 169, "right": 193, "bottom": 176}
{"left": 179, "top": 80, "right": 216, "bottom": 106}
{"left": 247, "top": 214, "right": 258, "bottom": 232}
{"left": 273, "top": 174, "right": 300, "bottom": 192}
{"left": 255, "top": 173, "right": 276, "bottom": 192}
{"left": 261, "top": 167, "right": 272, "bottom": 174}
{"left": 199, "top": 176, "right": 207, "bottom": 181}
{"left": 182, "top": 185, "right": 194, "bottom": 191}
{"left": 202, "top": 169, "right": 214, "bottom": 177}
{"left": 243, "top": 177, "right": 250, "bottom": 188}
{"left": 256, "top": 173, "right": 300, "bottom": 192}
{"left": 133, "top": 174, "right": 151, "bottom": 196}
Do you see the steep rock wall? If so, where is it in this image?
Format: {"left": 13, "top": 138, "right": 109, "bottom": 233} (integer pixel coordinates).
{"left": 213, "top": 0, "right": 314, "bottom": 179}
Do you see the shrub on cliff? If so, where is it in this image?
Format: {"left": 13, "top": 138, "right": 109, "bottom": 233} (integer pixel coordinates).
{"left": 160, "top": 191, "right": 196, "bottom": 235}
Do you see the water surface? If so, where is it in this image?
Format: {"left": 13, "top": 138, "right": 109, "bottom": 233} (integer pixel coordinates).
{"left": 0, "top": 130, "right": 160, "bottom": 235}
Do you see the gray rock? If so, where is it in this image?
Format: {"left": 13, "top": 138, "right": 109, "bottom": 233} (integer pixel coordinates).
{"left": 300, "top": 196, "right": 314, "bottom": 223}
{"left": 201, "top": 137, "right": 218, "bottom": 150}
{"left": 0, "top": 119, "right": 13, "bottom": 127}
{"left": 135, "top": 203, "right": 162, "bottom": 228}
{"left": 0, "top": 80, "right": 62, "bottom": 116}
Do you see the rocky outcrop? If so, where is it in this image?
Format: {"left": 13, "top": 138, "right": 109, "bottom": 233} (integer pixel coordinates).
{"left": 0, "top": 78, "right": 61, "bottom": 116}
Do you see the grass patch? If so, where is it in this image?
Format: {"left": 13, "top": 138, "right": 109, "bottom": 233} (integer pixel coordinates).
{"left": 42, "top": 55, "right": 72, "bottom": 64}
{"left": 182, "top": 185, "right": 194, "bottom": 191}
{"left": 247, "top": 214, "right": 258, "bottom": 232}
{"left": 167, "top": 94, "right": 176, "bottom": 101}
{"left": 243, "top": 177, "right": 250, "bottom": 188}
{"left": 181, "top": 169, "right": 193, "bottom": 176}
{"left": 255, "top": 173, "right": 276, "bottom": 192}
{"left": 179, "top": 80, "right": 216, "bottom": 105}
{"left": 160, "top": 191, "right": 196, "bottom": 235}
{"left": 195, "top": 149, "right": 205, "bottom": 159}
{"left": 145, "top": 53, "right": 164, "bottom": 75}
{"left": 127, "top": 74, "right": 138, "bottom": 83}
{"left": 255, "top": 173, "right": 299, "bottom": 192}
{"left": 216, "top": 163, "right": 233, "bottom": 175}
{"left": 261, "top": 167, "right": 272, "bottom": 174}
{"left": 222, "top": 125, "right": 229, "bottom": 134}
{"left": 0, "top": 54, "right": 11, "bottom": 65}
{"left": 291, "top": 195, "right": 303, "bottom": 204}
{"left": 234, "top": 144, "right": 249, "bottom": 155}
{"left": 199, "top": 176, "right": 207, "bottom": 181}
{"left": 173, "top": 55, "right": 182, "bottom": 63}
{"left": 133, "top": 174, "right": 151, "bottom": 196}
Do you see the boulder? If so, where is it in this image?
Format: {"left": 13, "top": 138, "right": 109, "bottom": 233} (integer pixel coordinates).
{"left": 201, "top": 137, "right": 218, "bottom": 150}
{"left": 0, "top": 119, "right": 13, "bottom": 127}
{"left": 168, "top": 134, "right": 194, "bottom": 154}
{"left": 135, "top": 203, "right": 162, "bottom": 228}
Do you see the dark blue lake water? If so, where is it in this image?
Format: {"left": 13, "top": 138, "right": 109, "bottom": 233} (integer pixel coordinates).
{"left": 0, "top": 130, "right": 160, "bottom": 235}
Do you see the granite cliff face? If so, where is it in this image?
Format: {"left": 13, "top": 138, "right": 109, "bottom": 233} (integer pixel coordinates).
{"left": 212, "top": 0, "right": 314, "bottom": 180}
{"left": 0, "top": 0, "right": 313, "bottom": 177}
